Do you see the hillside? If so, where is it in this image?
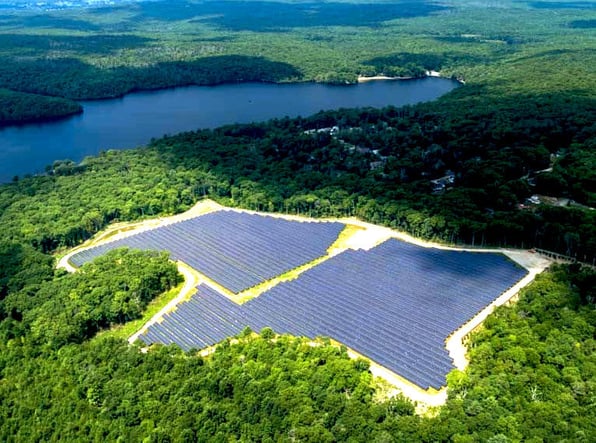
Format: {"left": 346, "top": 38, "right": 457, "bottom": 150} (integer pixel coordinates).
{"left": 0, "top": 0, "right": 594, "bottom": 117}
{"left": 0, "top": 0, "right": 595, "bottom": 441}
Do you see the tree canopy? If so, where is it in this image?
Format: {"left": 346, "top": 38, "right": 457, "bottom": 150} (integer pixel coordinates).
{"left": 0, "top": 0, "right": 595, "bottom": 440}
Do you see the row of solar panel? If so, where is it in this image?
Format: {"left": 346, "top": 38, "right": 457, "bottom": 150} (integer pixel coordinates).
{"left": 141, "top": 239, "right": 527, "bottom": 390}
{"left": 70, "top": 215, "right": 340, "bottom": 276}
{"left": 243, "top": 279, "right": 454, "bottom": 388}
{"left": 142, "top": 283, "right": 452, "bottom": 389}
{"left": 70, "top": 210, "right": 344, "bottom": 293}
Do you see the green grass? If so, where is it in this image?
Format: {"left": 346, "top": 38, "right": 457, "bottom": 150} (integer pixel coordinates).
{"left": 95, "top": 282, "right": 184, "bottom": 342}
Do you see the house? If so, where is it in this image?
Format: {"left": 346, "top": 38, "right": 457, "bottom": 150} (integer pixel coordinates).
{"left": 430, "top": 172, "right": 455, "bottom": 193}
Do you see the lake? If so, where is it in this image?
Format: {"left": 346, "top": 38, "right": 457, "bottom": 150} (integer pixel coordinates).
{"left": 0, "top": 78, "right": 459, "bottom": 182}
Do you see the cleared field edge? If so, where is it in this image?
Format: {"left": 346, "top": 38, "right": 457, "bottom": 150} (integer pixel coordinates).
{"left": 445, "top": 250, "right": 551, "bottom": 371}
{"left": 228, "top": 224, "right": 363, "bottom": 304}
{"left": 57, "top": 198, "right": 551, "bottom": 272}
{"left": 58, "top": 200, "right": 359, "bottom": 304}
{"left": 57, "top": 200, "right": 359, "bottom": 344}
{"left": 129, "top": 225, "right": 364, "bottom": 348}
{"left": 128, "top": 262, "right": 200, "bottom": 346}
{"left": 57, "top": 199, "right": 224, "bottom": 272}
{"left": 132, "top": 224, "right": 363, "bottom": 349}
{"left": 334, "top": 338, "right": 448, "bottom": 411}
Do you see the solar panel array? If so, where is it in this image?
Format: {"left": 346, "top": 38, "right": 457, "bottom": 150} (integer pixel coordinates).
{"left": 140, "top": 239, "right": 528, "bottom": 390}
{"left": 144, "top": 285, "right": 245, "bottom": 350}
{"left": 70, "top": 210, "right": 344, "bottom": 293}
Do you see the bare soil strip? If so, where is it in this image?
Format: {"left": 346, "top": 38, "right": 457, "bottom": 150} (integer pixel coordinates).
{"left": 57, "top": 199, "right": 223, "bottom": 272}
{"left": 128, "top": 262, "right": 201, "bottom": 345}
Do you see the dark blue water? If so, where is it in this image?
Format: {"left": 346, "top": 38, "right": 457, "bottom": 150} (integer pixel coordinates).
{"left": 0, "top": 78, "right": 458, "bottom": 181}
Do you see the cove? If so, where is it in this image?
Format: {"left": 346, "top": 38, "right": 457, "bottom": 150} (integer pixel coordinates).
{"left": 0, "top": 78, "right": 459, "bottom": 182}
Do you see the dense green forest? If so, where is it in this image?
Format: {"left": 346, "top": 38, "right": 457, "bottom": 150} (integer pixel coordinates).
{"left": 0, "top": 88, "right": 81, "bottom": 125}
{"left": 1, "top": 246, "right": 594, "bottom": 440}
{"left": 0, "top": 0, "right": 594, "bottom": 120}
{"left": 0, "top": 0, "right": 594, "bottom": 259}
{"left": 0, "top": 0, "right": 595, "bottom": 440}
{"left": 2, "top": 97, "right": 594, "bottom": 260}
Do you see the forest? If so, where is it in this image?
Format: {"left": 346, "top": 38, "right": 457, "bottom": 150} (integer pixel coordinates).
{"left": 0, "top": 88, "right": 81, "bottom": 124}
{"left": 0, "top": 0, "right": 595, "bottom": 441}
{"left": 0, "top": 0, "right": 594, "bottom": 120}
{"left": 1, "top": 96, "right": 594, "bottom": 261}
{"left": 0, "top": 245, "right": 594, "bottom": 440}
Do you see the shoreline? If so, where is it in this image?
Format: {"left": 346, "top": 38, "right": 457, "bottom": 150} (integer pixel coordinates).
{"left": 2, "top": 75, "right": 461, "bottom": 183}
{"left": 2, "top": 75, "right": 452, "bottom": 128}
{"left": 358, "top": 74, "right": 417, "bottom": 82}
{"left": 2, "top": 73, "right": 462, "bottom": 132}
{"left": 358, "top": 70, "right": 444, "bottom": 83}
{"left": 0, "top": 100, "right": 83, "bottom": 128}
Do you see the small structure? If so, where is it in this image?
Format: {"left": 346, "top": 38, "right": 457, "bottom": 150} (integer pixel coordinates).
{"left": 430, "top": 173, "right": 455, "bottom": 193}
{"left": 303, "top": 126, "right": 339, "bottom": 136}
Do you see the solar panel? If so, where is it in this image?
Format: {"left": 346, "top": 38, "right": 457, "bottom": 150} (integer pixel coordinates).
{"left": 70, "top": 210, "right": 344, "bottom": 293}
{"left": 140, "top": 239, "right": 527, "bottom": 390}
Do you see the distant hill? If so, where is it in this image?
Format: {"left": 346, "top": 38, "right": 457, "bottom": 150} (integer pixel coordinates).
{"left": 0, "top": 0, "right": 140, "bottom": 10}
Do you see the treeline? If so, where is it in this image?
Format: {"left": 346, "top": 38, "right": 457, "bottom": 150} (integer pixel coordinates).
{"left": 0, "top": 55, "right": 302, "bottom": 101}
{"left": 0, "top": 2, "right": 594, "bottom": 440}
{"left": 0, "top": 239, "right": 593, "bottom": 441}
{"left": 0, "top": 248, "right": 181, "bottom": 348}
{"left": 0, "top": 0, "right": 593, "bottom": 124}
{"left": 0, "top": 334, "right": 417, "bottom": 441}
{"left": 5, "top": 88, "right": 593, "bottom": 259}
{"left": 0, "top": 78, "right": 594, "bottom": 443}
{"left": 0, "top": 53, "right": 301, "bottom": 123}
{"left": 0, "top": 88, "right": 81, "bottom": 125}
{"left": 430, "top": 265, "right": 596, "bottom": 442}
{"left": 0, "top": 243, "right": 416, "bottom": 441}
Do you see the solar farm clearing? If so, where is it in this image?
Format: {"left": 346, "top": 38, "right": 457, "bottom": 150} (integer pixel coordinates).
{"left": 70, "top": 209, "right": 344, "bottom": 294}
{"left": 67, "top": 202, "right": 545, "bottom": 395}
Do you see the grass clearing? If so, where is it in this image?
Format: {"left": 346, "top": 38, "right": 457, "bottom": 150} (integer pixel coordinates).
{"left": 94, "top": 282, "right": 184, "bottom": 342}
{"left": 231, "top": 223, "right": 360, "bottom": 303}
{"left": 232, "top": 254, "right": 331, "bottom": 304}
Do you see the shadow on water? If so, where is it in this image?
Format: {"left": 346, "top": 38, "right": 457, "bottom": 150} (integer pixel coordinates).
{"left": 133, "top": 0, "right": 450, "bottom": 31}
{"left": 568, "top": 19, "right": 596, "bottom": 28}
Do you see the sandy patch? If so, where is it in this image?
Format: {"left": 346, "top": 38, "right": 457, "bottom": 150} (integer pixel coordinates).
{"left": 357, "top": 75, "right": 412, "bottom": 82}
